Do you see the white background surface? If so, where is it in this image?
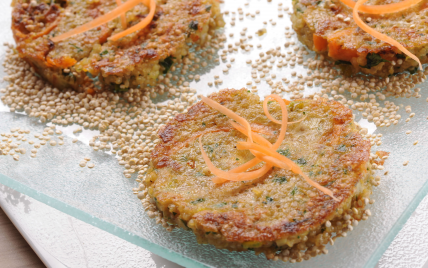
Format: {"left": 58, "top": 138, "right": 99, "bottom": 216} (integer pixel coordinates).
{"left": 0, "top": 183, "right": 428, "bottom": 268}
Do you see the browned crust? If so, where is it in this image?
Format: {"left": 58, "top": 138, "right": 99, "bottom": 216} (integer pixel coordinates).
{"left": 147, "top": 89, "right": 371, "bottom": 245}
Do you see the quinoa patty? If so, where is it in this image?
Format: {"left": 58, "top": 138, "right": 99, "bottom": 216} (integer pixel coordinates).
{"left": 11, "top": 0, "right": 224, "bottom": 92}
{"left": 291, "top": 0, "right": 427, "bottom": 77}
{"left": 143, "top": 89, "right": 375, "bottom": 262}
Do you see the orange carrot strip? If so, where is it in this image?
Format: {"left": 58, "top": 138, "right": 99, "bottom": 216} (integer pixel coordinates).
{"left": 353, "top": 0, "right": 422, "bottom": 70}
{"left": 110, "top": 0, "right": 156, "bottom": 41}
{"left": 237, "top": 142, "right": 338, "bottom": 201}
{"left": 199, "top": 136, "right": 271, "bottom": 182}
{"left": 255, "top": 155, "right": 291, "bottom": 171}
{"left": 212, "top": 158, "right": 262, "bottom": 183}
{"left": 229, "top": 120, "right": 272, "bottom": 148}
{"left": 51, "top": 0, "right": 146, "bottom": 42}
{"left": 115, "top": 0, "right": 127, "bottom": 29}
{"left": 300, "top": 173, "right": 339, "bottom": 202}
{"left": 236, "top": 142, "right": 301, "bottom": 173}
{"left": 340, "top": 0, "right": 422, "bottom": 14}
{"left": 263, "top": 95, "right": 288, "bottom": 149}
{"left": 210, "top": 94, "right": 291, "bottom": 184}
{"left": 201, "top": 96, "right": 253, "bottom": 144}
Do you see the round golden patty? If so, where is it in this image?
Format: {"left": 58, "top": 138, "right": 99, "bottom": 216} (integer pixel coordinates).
{"left": 291, "top": 0, "right": 426, "bottom": 76}
{"left": 143, "top": 89, "right": 375, "bottom": 262}
{"left": 11, "top": 0, "right": 223, "bottom": 92}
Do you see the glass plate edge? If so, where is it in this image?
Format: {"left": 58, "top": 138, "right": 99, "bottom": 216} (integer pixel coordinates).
{"left": 365, "top": 179, "right": 428, "bottom": 268}
{"left": 0, "top": 173, "right": 210, "bottom": 268}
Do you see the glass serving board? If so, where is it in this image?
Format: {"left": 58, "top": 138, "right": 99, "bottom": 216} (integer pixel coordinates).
{"left": 1, "top": 1, "right": 428, "bottom": 267}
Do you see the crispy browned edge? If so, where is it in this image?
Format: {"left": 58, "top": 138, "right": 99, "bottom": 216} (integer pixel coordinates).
{"left": 146, "top": 88, "right": 371, "bottom": 246}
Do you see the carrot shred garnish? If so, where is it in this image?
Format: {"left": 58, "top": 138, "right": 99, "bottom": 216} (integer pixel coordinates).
{"left": 110, "top": 0, "right": 156, "bottom": 41}
{"left": 51, "top": 0, "right": 152, "bottom": 43}
{"left": 199, "top": 94, "right": 338, "bottom": 201}
{"left": 115, "top": 0, "right": 127, "bottom": 29}
{"left": 340, "top": 0, "right": 422, "bottom": 14}
{"left": 263, "top": 95, "right": 288, "bottom": 149}
{"left": 201, "top": 96, "right": 253, "bottom": 144}
{"left": 230, "top": 120, "right": 272, "bottom": 148}
{"left": 212, "top": 158, "right": 263, "bottom": 184}
{"left": 236, "top": 141, "right": 338, "bottom": 200}
{"left": 353, "top": 0, "right": 422, "bottom": 70}
{"left": 236, "top": 142, "right": 300, "bottom": 173}
{"left": 199, "top": 136, "right": 272, "bottom": 182}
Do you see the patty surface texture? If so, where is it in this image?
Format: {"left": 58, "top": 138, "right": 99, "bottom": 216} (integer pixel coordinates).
{"left": 291, "top": 0, "right": 427, "bottom": 76}
{"left": 11, "top": 0, "right": 223, "bottom": 92}
{"left": 144, "top": 89, "right": 374, "bottom": 260}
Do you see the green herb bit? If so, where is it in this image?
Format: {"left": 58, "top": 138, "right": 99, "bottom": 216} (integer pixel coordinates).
{"left": 277, "top": 149, "right": 290, "bottom": 156}
{"left": 336, "top": 144, "right": 347, "bottom": 152}
{"left": 291, "top": 186, "right": 297, "bottom": 196}
{"left": 190, "top": 198, "right": 205, "bottom": 205}
{"left": 189, "top": 20, "right": 199, "bottom": 31}
{"left": 408, "top": 67, "right": 419, "bottom": 74}
{"left": 85, "top": 72, "right": 102, "bottom": 89}
{"left": 296, "top": 158, "right": 307, "bottom": 165}
{"left": 215, "top": 202, "right": 227, "bottom": 208}
{"left": 360, "top": 53, "right": 389, "bottom": 69}
{"left": 273, "top": 176, "right": 287, "bottom": 184}
{"left": 396, "top": 54, "right": 406, "bottom": 59}
{"left": 69, "top": 43, "right": 83, "bottom": 53}
{"left": 99, "top": 50, "right": 108, "bottom": 56}
{"left": 160, "top": 56, "right": 174, "bottom": 74}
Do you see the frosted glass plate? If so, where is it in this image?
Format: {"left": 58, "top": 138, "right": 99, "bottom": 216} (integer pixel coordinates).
{"left": 1, "top": 1, "right": 428, "bottom": 267}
